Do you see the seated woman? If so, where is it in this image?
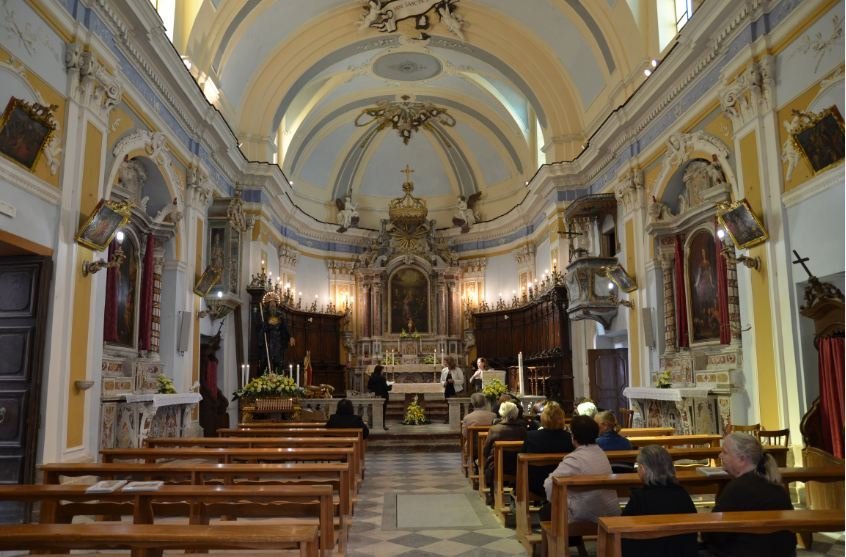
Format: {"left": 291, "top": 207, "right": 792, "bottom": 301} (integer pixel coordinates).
{"left": 522, "top": 401, "right": 574, "bottom": 497}
{"left": 543, "top": 415, "right": 620, "bottom": 523}
{"left": 325, "top": 398, "right": 370, "bottom": 439}
{"left": 595, "top": 411, "right": 634, "bottom": 473}
{"left": 704, "top": 432, "right": 795, "bottom": 557}
{"left": 483, "top": 401, "right": 527, "bottom": 503}
{"left": 621, "top": 445, "right": 698, "bottom": 557}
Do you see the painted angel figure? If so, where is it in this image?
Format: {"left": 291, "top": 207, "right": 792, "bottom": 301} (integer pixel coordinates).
{"left": 359, "top": 0, "right": 380, "bottom": 31}
{"left": 335, "top": 194, "right": 360, "bottom": 233}
{"left": 437, "top": 4, "right": 465, "bottom": 41}
{"left": 452, "top": 192, "right": 481, "bottom": 233}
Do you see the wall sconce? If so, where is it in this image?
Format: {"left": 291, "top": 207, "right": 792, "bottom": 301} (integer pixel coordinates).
{"left": 717, "top": 229, "right": 760, "bottom": 271}
{"left": 198, "top": 291, "right": 233, "bottom": 321}
{"left": 82, "top": 231, "right": 125, "bottom": 277}
{"left": 608, "top": 282, "right": 633, "bottom": 308}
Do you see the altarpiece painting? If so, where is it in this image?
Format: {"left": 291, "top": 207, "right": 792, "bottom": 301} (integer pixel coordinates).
{"left": 390, "top": 267, "right": 429, "bottom": 334}
{"left": 686, "top": 229, "right": 720, "bottom": 343}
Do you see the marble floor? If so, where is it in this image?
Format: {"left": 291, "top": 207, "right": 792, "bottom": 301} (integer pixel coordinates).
{"left": 349, "top": 449, "right": 845, "bottom": 557}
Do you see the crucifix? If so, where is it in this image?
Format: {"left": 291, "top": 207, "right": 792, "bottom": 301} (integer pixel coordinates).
{"left": 792, "top": 250, "right": 814, "bottom": 279}
{"left": 401, "top": 165, "right": 414, "bottom": 182}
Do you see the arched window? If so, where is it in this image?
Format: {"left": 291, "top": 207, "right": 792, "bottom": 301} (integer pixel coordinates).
{"left": 657, "top": 0, "right": 695, "bottom": 51}
{"left": 149, "top": 0, "right": 176, "bottom": 42}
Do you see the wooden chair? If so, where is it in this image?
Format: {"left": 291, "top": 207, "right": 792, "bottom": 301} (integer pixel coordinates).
{"left": 729, "top": 423, "right": 761, "bottom": 436}
{"left": 617, "top": 408, "right": 633, "bottom": 429}
{"left": 759, "top": 428, "right": 790, "bottom": 447}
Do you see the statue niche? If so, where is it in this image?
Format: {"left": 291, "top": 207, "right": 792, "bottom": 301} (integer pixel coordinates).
{"left": 390, "top": 267, "right": 429, "bottom": 334}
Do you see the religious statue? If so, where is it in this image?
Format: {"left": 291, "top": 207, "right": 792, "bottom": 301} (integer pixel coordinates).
{"left": 335, "top": 193, "right": 359, "bottom": 233}
{"left": 452, "top": 192, "right": 481, "bottom": 233}
{"left": 260, "top": 298, "right": 291, "bottom": 373}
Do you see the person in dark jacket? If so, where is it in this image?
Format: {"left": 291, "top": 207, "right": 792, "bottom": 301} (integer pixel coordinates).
{"left": 483, "top": 401, "right": 527, "bottom": 503}
{"left": 595, "top": 410, "right": 635, "bottom": 473}
{"left": 367, "top": 365, "right": 391, "bottom": 430}
{"left": 325, "top": 398, "right": 369, "bottom": 439}
{"left": 621, "top": 445, "right": 698, "bottom": 557}
{"left": 703, "top": 432, "right": 795, "bottom": 557}
{"left": 522, "top": 401, "right": 574, "bottom": 497}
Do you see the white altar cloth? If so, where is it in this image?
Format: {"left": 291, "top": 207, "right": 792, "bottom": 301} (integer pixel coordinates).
{"left": 623, "top": 386, "right": 712, "bottom": 402}
{"left": 122, "top": 392, "right": 202, "bottom": 407}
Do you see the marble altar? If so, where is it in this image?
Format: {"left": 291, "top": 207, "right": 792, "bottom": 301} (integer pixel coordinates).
{"left": 109, "top": 393, "right": 202, "bottom": 448}
{"left": 623, "top": 386, "right": 727, "bottom": 435}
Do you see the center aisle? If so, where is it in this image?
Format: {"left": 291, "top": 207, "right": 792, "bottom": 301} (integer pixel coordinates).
{"left": 347, "top": 450, "right": 526, "bottom": 557}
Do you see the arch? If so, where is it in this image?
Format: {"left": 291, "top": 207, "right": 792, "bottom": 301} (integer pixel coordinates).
{"left": 651, "top": 131, "right": 736, "bottom": 202}
{"left": 106, "top": 129, "right": 186, "bottom": 259}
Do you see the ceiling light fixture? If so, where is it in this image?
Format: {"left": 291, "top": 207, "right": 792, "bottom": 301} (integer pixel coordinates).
{"left": 355, "top": 95, "right": 456, "bottom": 145}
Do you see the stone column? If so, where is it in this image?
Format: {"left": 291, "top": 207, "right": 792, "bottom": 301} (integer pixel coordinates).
{"left": 436, "top": 276, "right": 447, "bottom": 335}
{"left": 448, "top": 279, "right": 460, "bottom": 337}
{"left": 151, "top": 247, "right": 164, "bottom": 354}
{"left": 371, "top": 281, "right": 383, "bottom": 337}
{"left": 661, "top": 255, "right": 677, "bottom": 352}
{"left": 725, "top": 256, "right": 741, "bottom": 344}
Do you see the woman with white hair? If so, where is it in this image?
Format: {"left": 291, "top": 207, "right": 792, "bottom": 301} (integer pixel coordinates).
{"left": 482, "top": 400, "right": 527, "bottom": 504}
{"left": 703, "top": 432, "right": 795, "bottom": 557}
{"left": 621, "top": 445, "right": 698, "bottom": 556}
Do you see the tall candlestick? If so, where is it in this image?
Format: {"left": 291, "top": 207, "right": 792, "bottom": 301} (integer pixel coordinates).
{"left": 289, "top": 364, "right": 293, "bottom": 377}
{"left": 296, "top": 364, "right": 300, "bottom": 386}
{"left": 518, "top": 351, "right": 524, "bottom": 394}
{"left": 434, "top": 349, "right": 437, "bottom": 369}
{"left": 240, "top": 364, "right": 247, "bottom": 388}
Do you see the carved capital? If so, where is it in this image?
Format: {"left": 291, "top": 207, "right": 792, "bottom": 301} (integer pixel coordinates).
{"left": 227, "top": 187, "right": 252, "bottom": 232}
{"left": 459, "top": 258, "right": 487, "bottom": 274}
{"left": 65, "top": 44, "right": 123, "bottom": 119}
{"left": 278, "top": 245, "right": 299, "bottom": 268}
{"left": 720, "top": 57, "right": 774, "bottom": 130}
{"left": 186, "top": 164, "right": 212, "bottom": 210}
{"left": 614, "top": 167, "right": 644, "bottom": 215}
{"left": 513, "top": 244, "right": 536, "bottom": 266}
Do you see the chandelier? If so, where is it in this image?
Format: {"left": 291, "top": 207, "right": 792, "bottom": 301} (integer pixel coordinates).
{"left": 355, "top": 95, "right": 456, "bottom": 144}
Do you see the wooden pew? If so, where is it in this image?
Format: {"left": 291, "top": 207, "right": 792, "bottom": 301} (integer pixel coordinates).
{"left": 0, "top": 522, "right": 319, "bottom": 557}
{"left": 465, "top": 425, "right": 492, "bottom": 487}
{"left": 544, "top": 467, "right": 845, "bottom": 557}
{"left": 217, "top": 427, "right": 366, "bottom": 477}
{"left": 492, "top": 440, "right": 524, "bottom": 517}
{"left": 40, "top": 460, "right": 353, "bottom": 546}
{"left": 103, "top": 446, "right": 360, "bottom": 491}
{"left": 596, "top": 509, "right": 845, "bottom": 557}
{"left": 238, "top": 421, "right": 328, "bottom": 428}
{"left": 513, "top": 445, "right": 791, "bottom": 554}
{"left": 618, "top": 427, "right": 674, "bottom": 437}
{"left": 0, "top": 483, "right": 334, "bottom": 556}
{"left": 626, "top": 434, "right": 723, "bottom": 448}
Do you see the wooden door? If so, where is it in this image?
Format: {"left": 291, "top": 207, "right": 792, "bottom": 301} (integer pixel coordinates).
{"left": 0, "top": 256, "right": 51, "bottom": 523}
{"left": 588, "top": 349, "right": 628, "bottom": 414}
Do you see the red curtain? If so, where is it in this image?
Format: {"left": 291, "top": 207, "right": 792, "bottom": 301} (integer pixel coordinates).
{"left": 716, "top": 229, "right": 730, "bottom": 344}
{"left": 674, "top": 235, "right": 689, "bottom": 348}
{"left": 138, "top": 234, "right": 154, "bottom": 351}
{"left": 103, "top": 241, "right": 119, "bottom": 343}
{"left": 818, "top": 336, "right": 845, "bottom": 458}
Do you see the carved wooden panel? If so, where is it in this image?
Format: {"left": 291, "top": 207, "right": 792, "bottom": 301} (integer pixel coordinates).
{"left": 0, "top": 391, "right": 24, "bottom": 446}
{"left": 0, "top": 328, "right": 30, "bottom": 380}
{"left": 0, "top": 268, "right": 36, "bottom": 318}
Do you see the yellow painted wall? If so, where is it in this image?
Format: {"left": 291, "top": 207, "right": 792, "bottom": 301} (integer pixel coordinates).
{"left": 625, "top": 219, "right": 640, "bottom": 386}
{"left": 67, "top": 122, "right": 103, "bottom": 448}
{"left": 739, "top": 131, "right": 779, "bottom": 429}
{"left": 193, "top": 217, "right": 202, "bottom": 388}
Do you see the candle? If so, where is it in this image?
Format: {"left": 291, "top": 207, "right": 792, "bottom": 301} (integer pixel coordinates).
{"left": 240, "top": 364, "right": 247, "bottom": 388}
{"left": 296, "top": 364, "right": 300, "bottom": 386}
{"left": 289, "top": 364, "right": 293, "bottom": 377}
{"left": 518, "top": 352, "right": 524, "bottom": 394}
{"left": 434, "top": 350, "right": 437, "bottom": 369}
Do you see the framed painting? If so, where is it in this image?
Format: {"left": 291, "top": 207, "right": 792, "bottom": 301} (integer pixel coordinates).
{"left": 686, "top": 229, "right": 720, "bottom": 343}
{"left": 791, "top": 105, "right": 845, "bottom": 174}
{"left": 194, "top": 265, "right": 222, "bottom": 297}
{"left": 114, "top": 235, "right": 138, "bottom": 347}
{"left": 390, "top": 267, "right": 429, "bottom": 334}
{"left": 717, "top": 198, "right": 768, "bottom": 249}
{"left": 75, "top": 199, "right": 133, "bottom": 251}
{"left": 0, "top": 97, "right": 56, "bottom": 171}
{"left": 603, "top": 263, "right": 637, "bottom": 293}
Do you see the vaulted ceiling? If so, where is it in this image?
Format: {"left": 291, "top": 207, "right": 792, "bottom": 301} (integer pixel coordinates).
{"left": 177, "top": 0, "right": 651, "bottom": 229}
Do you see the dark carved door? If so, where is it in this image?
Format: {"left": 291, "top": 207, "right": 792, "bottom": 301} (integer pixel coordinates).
{"left": 0, "top": 256, "right": 51, "bottom": 523}
{"left": 588, "top": 349, "right": 628, "bottom": 414}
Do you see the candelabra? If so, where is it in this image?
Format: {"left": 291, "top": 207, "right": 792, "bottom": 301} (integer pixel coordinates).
{"left": 717, "top": 229, "right": 760, "bottom": 270}
{"left": 82, "top": 231, "right": 125, "bottom": 277}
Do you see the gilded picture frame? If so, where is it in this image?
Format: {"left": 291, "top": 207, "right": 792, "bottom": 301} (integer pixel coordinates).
{"left": 717, "top": 198, "right": 768, "bottom": 249}
{"left": 75, "top": 199, "right": 132, "bottom": 251}
{"left": 0, "top": 97, "right": 56, "bottom": 171}
{"left": 791, "top": 105, "right": 845, "bottom": 174}
{"left": 603, "top": 263, "right": 637, "bottom": 293}
{"left": 193, "top": 265, "right": 222, "bottom": 297}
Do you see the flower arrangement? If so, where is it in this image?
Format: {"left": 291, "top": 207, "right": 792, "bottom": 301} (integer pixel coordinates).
{"left": 234, "top": 372, "right": 304, "bottom": 399}
{"left": 157, "top": 374, "right": 176, "bottom": 394}
{"left": 656, "top": 369, "right": 672, "bottom": 388}
{"left": 399, "top": 329, "right": 421, "bottom": 339}
{"left": 401, "top": 395, "right": 429, "bottom": 425}
{"left": 482, "top": 378, "right": 508, "bottom": 399}
{"left": 422, "top": 354, "right": 436, "bottom": 364}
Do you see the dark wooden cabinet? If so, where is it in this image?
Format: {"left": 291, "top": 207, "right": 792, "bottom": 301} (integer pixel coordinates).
{"left": 472, "top": 286, "right": 574, "bottom": 411}
{"left": 247, "top": 288, "right": 345, "bottom": 393}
